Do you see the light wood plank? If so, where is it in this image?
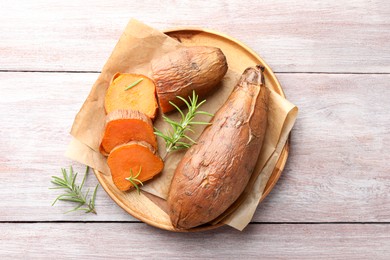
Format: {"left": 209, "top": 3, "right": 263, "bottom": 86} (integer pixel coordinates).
{"left": 256, "top": 73, "right": 390, "bottom": 222}
{"left": 0, "top": 223, "right": 389, "bottom": 259}
{"left": 0, "top": 72, "right": 134, "bottom": 221}
{"left": 0, "top": 72, "right": 389, "bottom": 222}
{"left": 0, "top": 0, "right": 389, "bottom": 73}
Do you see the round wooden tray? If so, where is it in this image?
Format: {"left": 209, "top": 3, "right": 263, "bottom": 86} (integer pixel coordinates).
{"left": 94, "top": 28, "right": 289, "bottom": 232}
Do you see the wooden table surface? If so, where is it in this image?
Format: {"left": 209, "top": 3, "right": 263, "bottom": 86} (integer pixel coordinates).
{"left": 1, "top": 0, "right": 389, "bottom": 258}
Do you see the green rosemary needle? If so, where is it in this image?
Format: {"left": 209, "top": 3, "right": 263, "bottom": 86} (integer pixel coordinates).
{"left": 154, "top": 90, "right": 213, "bottom": 155}
{"left": 125, "top": 78, "right": 143, "bottom": 91}
{"left": 125, "top": 167, "right": 143, "bottom": 194}
{"left": 51, "top": 166, "right": 99, "bottom": 214}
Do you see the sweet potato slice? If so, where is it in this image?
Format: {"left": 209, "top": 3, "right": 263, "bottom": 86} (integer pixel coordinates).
{"left": 107, "top": 141, "right": 164, "bottom": 192}
{"left": 99, "top": 109, "right": 157, "bottom": 156}
{"left": 104, "top": 73, "right": 158, "bottom": 119}
{"left": 152, "top": 46, "right": 228, "bottom": 113}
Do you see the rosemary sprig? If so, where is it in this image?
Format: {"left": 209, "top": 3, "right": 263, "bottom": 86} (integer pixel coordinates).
{"left": 125, "top": 78, "right": 143, "bottom": 91}
{"left": 125, "top": 167, "right": 143, "bottom": 194}
{"left": 154, "top": 90, "right": 213, "bottom": 155}
{"left": 51, "top": 166, "right": 99, "bottom": 214}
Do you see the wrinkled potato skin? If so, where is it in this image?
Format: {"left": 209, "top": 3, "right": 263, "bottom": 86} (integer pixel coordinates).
{"left": 167, "top": 66, "right": 269, "bottom": 229}
{"left": 152, "top": 46, "right": 228, "bottom": 113}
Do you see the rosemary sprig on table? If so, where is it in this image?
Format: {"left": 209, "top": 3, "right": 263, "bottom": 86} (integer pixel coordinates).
{"left": 51, "top": 166, "right": 99, "bottom": 214}
{"left": 154, "top": 91, "right": 213, "bottom": 155}
{"left": 125, "top": 78, "right": 143, "bottom": 91}
{"left": 125, "top": 167, "right": 143, "bottom": 195}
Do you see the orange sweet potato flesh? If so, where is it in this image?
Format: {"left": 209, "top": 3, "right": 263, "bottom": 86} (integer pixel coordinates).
{"left": 152, "top": 46, "right": 228, "bottom": 113}
{"left": 167, "top": 65, "right": 269, "bottom": 229}
{"left": 107, "top": 141, "right": 164, "bottom": 192}
{"left": 99, "top": 109, "right": 157, "bottom": 156}
{"left": 104, "top": 73, "right": 158, "bottom": 119}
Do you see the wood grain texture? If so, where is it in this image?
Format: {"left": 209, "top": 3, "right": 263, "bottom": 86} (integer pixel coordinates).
{"left": 0, "top": 0, "right": 389, "bottom": 73}
{"left": 0, "top": 72, "right": 389, "bottom": 223}
{"left": 256, "top": 73, "right": 390, "bottom": 222}
{"left": 0, "top": 72, "right": 135, "bottom": 221}
{"left": 1, "top": 223, "right": 390, "bottom": 259}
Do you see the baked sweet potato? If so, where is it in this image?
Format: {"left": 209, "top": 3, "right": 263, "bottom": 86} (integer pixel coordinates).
{"left": 104, "top": 73, "right": 158, "bottom": 119}
{"left": 99, "top": 109, "right": 157, "bottom": 156}
{"left": 107, "top": 141, "right": 164, "bottom": 192}
{"left": 167, "top": 65, "right": 269, "bottom": 229}
{"left": 152, "top": 46, "right": 228, "bottom": 113}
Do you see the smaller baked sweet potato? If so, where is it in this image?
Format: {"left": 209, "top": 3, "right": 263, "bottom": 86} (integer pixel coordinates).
{"left": 152, "top": 46, "right": 228, "bottom": 113}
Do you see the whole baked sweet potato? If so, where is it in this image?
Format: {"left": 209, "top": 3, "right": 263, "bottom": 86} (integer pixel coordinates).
{"left": 152, "top": 46, "right": 228, "bottom": 113}
{"left": 167, "top": 65, "right": 269, "bottom": 229}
